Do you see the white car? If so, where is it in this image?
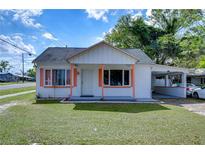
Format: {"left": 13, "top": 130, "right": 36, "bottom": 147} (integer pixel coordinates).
{"left": 193, "top": 87, "right": 205, "bottom": 99}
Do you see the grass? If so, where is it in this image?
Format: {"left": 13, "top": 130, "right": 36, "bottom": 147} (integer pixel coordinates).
{"left": 0, "top": 86, "right": 35, "bottom": 96}
{"left": 1, "top": 94, "right": 205, "bottom": 144}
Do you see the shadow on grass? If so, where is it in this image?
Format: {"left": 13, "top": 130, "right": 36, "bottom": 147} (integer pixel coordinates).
{"left": 34, "top": 100, "right": 60, "bottom": 104}
{"left": 73, "top": 103, "right": 170, "bottom": 113}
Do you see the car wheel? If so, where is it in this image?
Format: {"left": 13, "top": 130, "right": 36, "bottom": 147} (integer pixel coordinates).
{"left": 193, "top": 92, "right": 199, "bottom": 99}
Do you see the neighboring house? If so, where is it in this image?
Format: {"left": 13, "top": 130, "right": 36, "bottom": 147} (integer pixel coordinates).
{"left": 33, "top": 41, "right": 188, "bottom": 101}
{"left": 0, "top": 72, "right": 20, "bottom": 82}
{"left": 187, "top": 68, "right": 205, "bottom": 86}
{"left": 0, "top": 72, "right": 35, "bottom": 82}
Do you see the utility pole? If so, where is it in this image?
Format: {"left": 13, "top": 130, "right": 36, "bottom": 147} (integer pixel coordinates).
{"left": 22, "top": 53, "right": 24, "bottom": 83}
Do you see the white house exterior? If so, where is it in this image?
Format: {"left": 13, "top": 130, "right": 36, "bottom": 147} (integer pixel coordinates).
{"left": 33, "top": 41, "right": 188, "bottom": 101}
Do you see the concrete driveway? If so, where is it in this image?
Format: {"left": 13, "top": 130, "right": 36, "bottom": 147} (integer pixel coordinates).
{"left": 181, "top": 103, "right": 205, "bottom": 116}
{"left": 0, "top": 82, "right": 36, "bottom": 90}
{"left": 161, "top": 98, "right": 205, "bottom": 116}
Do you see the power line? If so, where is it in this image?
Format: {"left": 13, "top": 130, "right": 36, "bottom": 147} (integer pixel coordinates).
{"left": 0, "top": 37, "right": 35, "bottom": 55}
{"left": 0, "top": 37, "right": 35, "bottom": 82}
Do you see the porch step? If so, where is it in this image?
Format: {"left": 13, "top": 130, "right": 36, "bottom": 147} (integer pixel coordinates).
{"left": 69, "top": 96, "right": 136, "bottom": 101}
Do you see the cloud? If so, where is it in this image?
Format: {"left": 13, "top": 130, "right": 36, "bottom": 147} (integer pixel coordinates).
{"left": 144, "top": 9, "right": 155, "bottom": 26}
{"left": 96, "top": 27, "right": 114, "bottom": 42}
{"left": 0, "top": 34, "right": 36, "bottom": 55}
{"left": 42, "top": 32, "right": 58, "bottom": 41}
{"left": 85, "top": 9, "right": 109, "bottom": 22}
{"left": 146, "top": 9, "right": 152, "bottom": 17}
{"left": 31, "top": 36, "right": 38, "bottom": 40}
{"left": 6, "top": 9, "right": 43, "bottom": 29}
{"left": 131, "top": 10, "right": 143, "bottom": 19}
{"left": 0, "top": 34, "right": 36, "bottom": 73}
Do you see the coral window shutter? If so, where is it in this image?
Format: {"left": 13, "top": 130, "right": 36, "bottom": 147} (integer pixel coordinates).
{"left": 73, "top": 68, "right": 77, "bottom": 87}
{"left": 98, "top": 68, "right": 102, "bottom": 87}
{"left": 40, "top": 68, "right": 44, "bottom": 87}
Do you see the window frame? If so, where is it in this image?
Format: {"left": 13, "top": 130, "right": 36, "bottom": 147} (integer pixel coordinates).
{"left": 103, "top": 69, "right": 131, "bottom": 87}
{"left": 44, "top": 69, "right": 71, "bottom": 87}
{"left": 44, "top": 69, "right": 52, "bottom": 86}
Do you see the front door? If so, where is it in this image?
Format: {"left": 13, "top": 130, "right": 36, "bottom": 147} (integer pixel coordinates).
{"left": 81, "top": 69, "right": 93, "bottom": 96}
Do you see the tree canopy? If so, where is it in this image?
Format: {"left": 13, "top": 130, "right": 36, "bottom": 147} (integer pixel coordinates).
{"left": 26, "top": 68, "right": 36, "bottom": 78}
{"left": 0, "top": 60, "right": 12, "bottom": 73}
{"left": 105, "top": 9, "right": 205, "bottom": 68}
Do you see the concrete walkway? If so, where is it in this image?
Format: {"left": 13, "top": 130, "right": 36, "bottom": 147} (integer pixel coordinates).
{"left": 0, "top": 90, "right": 35, "bottom": 99}
{"left": 0, "top": 82, "right": 35, "bottom": 90}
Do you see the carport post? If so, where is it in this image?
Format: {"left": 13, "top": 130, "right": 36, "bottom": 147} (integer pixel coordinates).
{"left": 182, "top": 73, "right": 187, "bottom": 98}
{"left": 165, "top": 75, "right": 169, "bottom": 87}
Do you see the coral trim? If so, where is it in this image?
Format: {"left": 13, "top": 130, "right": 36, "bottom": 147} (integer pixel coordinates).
{"left": 40, "top": 68, "right": 44, "bottom": 87}
{"left": 44, "top": 86, "right": 70, "bottom": 88}
{"left": 73, "top": 68, "right": 77, "bottom": 87}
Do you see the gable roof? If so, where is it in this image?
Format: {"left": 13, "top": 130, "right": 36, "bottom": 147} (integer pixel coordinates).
{"left": 67, "top": 41, "right": 140, "bottom": 61}
{"left": 33, "top": 41, "right": 155, "bottom": 64}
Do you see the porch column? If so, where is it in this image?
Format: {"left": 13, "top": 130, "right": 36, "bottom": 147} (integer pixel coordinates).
{"left": 165, "top": 75, "right": 169, "bottom": 87}
{"left": 131, "top": 64, "right": 135, "bottom": 98}
{"left": 101, "top": 64, "right": 105, "bottom": 99}
{"left": 70, "top": 63, "right": 73, "bottom": 97}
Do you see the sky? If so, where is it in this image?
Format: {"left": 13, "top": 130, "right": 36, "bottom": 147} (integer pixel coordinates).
{"left": 0, "top": 9, "right": 151, "bottom": 73}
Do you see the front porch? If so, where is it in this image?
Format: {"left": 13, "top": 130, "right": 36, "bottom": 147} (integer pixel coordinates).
{"left": 70, "top": 64, "right": 136, "bottom": 99}
{"left": 62, "top": 96, "right": 158, "bottom": 103}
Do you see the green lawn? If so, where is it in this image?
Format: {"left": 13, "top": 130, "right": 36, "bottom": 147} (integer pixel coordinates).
{"left": 0, "top": 86, "right": 35, "bottom": 96}
{"left": 0, "top": 93, "right": 205, "bottom": 144}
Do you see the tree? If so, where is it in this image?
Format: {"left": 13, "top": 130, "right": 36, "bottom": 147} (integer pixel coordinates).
{"left": 0, "top": 60, "right": 12, "bottom": 72}
{"left": 105, "top": 15, "right": 164, "bottom": 62}
{"left": 197, "top": 56, "right": 205, "bottom": 68}
{"left": 105, "top": 10, "right": 205, "bottom": 67}
{"left": 27, "top": 68, "right": 36, "bottom": 78}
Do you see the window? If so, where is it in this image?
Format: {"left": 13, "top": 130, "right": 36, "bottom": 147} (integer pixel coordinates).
{"left": 124, "top": 70, "right": 130, "bottom": 85}
{"left": 45, "top": 70, "right": 51, "bottom": 85}
{"left": 110, "top": 70, "right": 122, "bottom": 86}
{"left": 104, "top": 70, "right": 109, "bottom": 85}
{"left": 52, "top": 69, "right": 65, "bottom": 86}
{"left": 104, "top": 70, "right": 130, "bottom": 86}
{"left": 66, "top": 70, "right": 71, "bottom": 85}
{"left": 201, "top": 78, "right": 205, "bottom": 84}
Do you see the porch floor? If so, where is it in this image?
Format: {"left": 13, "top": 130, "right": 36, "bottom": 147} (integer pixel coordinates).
{"left": 69, "top": 96, "right": 135, "bottom": 101}
{"left": 61, "top": 96, "right": 159, "bottom": 103}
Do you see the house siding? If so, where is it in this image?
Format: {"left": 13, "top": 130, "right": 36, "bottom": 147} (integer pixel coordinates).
{"left": 36, "top": 63, "right": 152, "bottom": 98}
{"left": 135, "top": 64, "right": 152, "bottom": 98}
{"left": 70, "top": 43, "right": 136, "bottom": 64}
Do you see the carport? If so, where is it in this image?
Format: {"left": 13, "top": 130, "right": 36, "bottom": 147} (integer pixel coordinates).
{"left": 151, "top": 64, "right": 188, "bottom": 98}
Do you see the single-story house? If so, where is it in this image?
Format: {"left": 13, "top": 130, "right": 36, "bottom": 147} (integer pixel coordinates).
{"left": 187, "top": 68, "right": 205, "bottom": 86}
{"left": 0, "top": 72, "right": 20, "bottom": 82}
{"left": 33, "top": 41, "right": 188, "bottom": 101}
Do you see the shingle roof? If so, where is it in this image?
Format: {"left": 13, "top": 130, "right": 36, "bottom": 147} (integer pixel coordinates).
{"left": 33, "top": 46, "right": 155, "bottom": 64}
{"left": 33, "top": 47, "right": 86, "bottom": 63}
{"left": 123, "top": 49, "right": 155, "bottom": 64}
